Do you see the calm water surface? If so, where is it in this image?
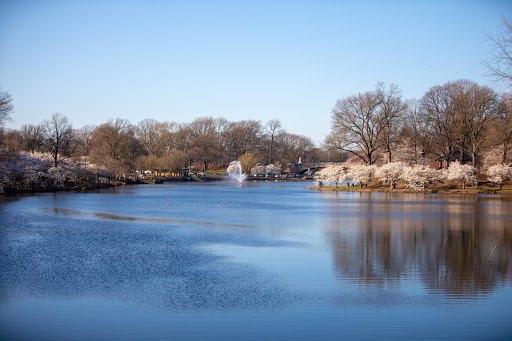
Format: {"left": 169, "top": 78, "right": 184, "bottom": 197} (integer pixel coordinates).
{"left": 1, "top": 181, "right": 511, "bottom": 340}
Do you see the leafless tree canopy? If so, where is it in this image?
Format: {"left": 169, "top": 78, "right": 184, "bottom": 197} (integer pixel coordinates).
{"left": 421, "top": 80, "right": 500, "bottom": 167}
{"left": 20, "top": 124, "right": 44, "bottom": 153}
{"left": 483, "top": 16, "right": 512, "bottom": 88}
{"left": 0, "top": 87, "right": 14, "bottom": 127}
{"left": 326, "top": 83, "right": 405, "bottom": 165}
{"left": 42, "top": 113, "right": 73, "bottom": 167}
{"left": 265, "top": 119, "right": 284, "bottom": 164}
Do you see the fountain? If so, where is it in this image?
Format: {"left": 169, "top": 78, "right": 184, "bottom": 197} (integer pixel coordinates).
{"left": 226, "top": 161, "right": 247, "bottom": 183}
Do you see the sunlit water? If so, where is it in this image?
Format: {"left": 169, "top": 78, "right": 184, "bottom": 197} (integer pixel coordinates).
{"left": 1, "top": 181, "right": 511, "bottom": 340}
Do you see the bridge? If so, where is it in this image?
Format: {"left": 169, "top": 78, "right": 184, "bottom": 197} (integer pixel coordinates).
{"left": 291, "top": 161, "right": 349, "bottom": 174}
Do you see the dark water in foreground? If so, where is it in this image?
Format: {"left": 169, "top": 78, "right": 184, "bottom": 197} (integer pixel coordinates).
{"left": 1, "top": 181, "right": 511, "bottom": 340}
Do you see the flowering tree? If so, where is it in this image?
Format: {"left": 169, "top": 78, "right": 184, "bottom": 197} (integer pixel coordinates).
{"left": 19, "top": 152, "right": 53, "bottom": 187}
{"left": 444, "top": 161, "right": 477, "bottom": 189}
{"left": 346, "top": 164, "right": 376, "bottom": 188}
{"left": 0, "top": 150, "right": 111, "bottom": 192}
{"left": 313, "top": 166, "right": 334, "bottom": 186}
{"left": 266, "top": 164, "right": 281, "bottom": 175}
{"left": 0, "top": 150, "right": 19, "bottom": 192}
{"left": 486, "top": 164, "right": 512, "bottom": 189}
{"left": 313, "top": 165, "right": 348, "bottom": 187}
{"left": 400, "top": 164, "right": 442, "bottom": 190}
{"left": 251, "top": 163, "right": 266, "bottom": 175}
{"left": 375, "top": 162, "right": 405, "bottom": 189}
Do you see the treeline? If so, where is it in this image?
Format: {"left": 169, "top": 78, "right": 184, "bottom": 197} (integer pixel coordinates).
{"left": 326, "top": 80, "right": 512, "bottom": 169}
{"left": 0, "top": 114, "right": 329, "bottom": 179}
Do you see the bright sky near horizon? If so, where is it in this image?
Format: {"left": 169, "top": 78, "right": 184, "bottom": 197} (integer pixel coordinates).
{"left": 1, "top": 0, "right": 511, "bottom": 145}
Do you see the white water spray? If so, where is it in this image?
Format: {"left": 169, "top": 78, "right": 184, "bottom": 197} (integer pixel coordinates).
{"left": 226, "top": 161, "right": 247, "bottom": 183}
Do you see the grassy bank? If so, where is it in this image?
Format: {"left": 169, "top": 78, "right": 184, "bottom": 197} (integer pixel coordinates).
{"left": 307, "top": 184, "right": 512, "bottom": 195}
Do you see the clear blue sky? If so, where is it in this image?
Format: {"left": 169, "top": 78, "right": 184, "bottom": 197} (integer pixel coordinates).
{"left": 1, "top": 0, "right": 511, "bottom": 144}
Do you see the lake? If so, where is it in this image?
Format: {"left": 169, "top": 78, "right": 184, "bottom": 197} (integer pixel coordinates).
{"left": 1, "top": 180, "right": 511, "bottom": 340}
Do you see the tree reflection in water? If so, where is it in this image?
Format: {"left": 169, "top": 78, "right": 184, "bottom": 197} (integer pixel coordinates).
{"left": 326, "top": 192, "right": 512, "bottom": 299}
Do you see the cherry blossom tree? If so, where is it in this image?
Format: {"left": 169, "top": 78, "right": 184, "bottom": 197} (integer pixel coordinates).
{"left": 346, "top": 164, "right": 376, "bottom": 188}
{"left": 444, "top": 161, "right": 477, "bottom": 189}
{"left": 251, "top": 163, "right": 266, "bottom": 175}
{"left": 375, "top": 162, "right": 405, "bottom": 189}
{"left": 314, "top": 165, "right": 348, "bottom": 187}
{"left": 266, "top": 164, "right": 281, "bottom": 175}
{"left": 19, "top": 152, "right": 53, "bottom": 187}
{"left": 0, "top": 149, "right": 111, "bottom": 192}
{"left": 0, "top": 149, "right": 19, "bottom": 192}
{"left": 486, "top": 164, "right": 512, "bottom": 189}
{"left": 400, "top": 164, "right": 442, "bottom": 190}
{"left": 313, "top": 166, "right": 334, "bottom": 186}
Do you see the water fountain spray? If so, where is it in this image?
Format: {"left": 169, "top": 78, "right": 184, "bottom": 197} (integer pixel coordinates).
{"left": 226, "top": 161, "right": 247, "bottom": 183}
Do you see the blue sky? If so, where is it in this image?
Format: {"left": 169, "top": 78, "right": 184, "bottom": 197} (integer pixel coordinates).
{"left": 1, "top": 0, "right": 511, "bottom": 144}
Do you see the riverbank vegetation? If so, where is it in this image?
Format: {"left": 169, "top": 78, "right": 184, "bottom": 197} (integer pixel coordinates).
{"left": 310, "top": 162, "right": 512, "bottom": 194}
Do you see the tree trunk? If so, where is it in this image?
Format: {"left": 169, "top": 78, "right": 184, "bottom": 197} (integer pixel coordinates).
{"left": 503, "top": 140, "right": 509, "bottom": 164}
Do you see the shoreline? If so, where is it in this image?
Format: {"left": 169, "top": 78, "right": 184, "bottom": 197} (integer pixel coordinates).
{"left": 306, "top": 186, "right": 512, "bottom": 195}
{"left": 0, "top": 176, "right": 314, "bottom": 196}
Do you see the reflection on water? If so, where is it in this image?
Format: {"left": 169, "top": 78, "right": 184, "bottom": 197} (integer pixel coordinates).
{"left": 45, "top": 207, "right": 253, "bottom": 228}
{"left": 324, "top": 192, "right": 512, "bottom": 300}
{"left": 1, "top": 183, "right": 512, "bottom": 340}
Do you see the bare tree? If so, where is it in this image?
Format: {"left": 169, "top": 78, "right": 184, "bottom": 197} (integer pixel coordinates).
{"left": 155, "top": 121, "right": 178, "bottom": 156}
{"left": 20, "top": 124, "right": 44, "bottom": 153}
{"left": 173, "top": 124, "right": 194, "bottom": 168}
{"left": 136, "top": 118, "right": 163, "bottom": 155}
{"left": 1, "top": 129, "right": 23, "bottom": 152}
{"left": 483, "top": 16, "right": 512, "bottom": 88}
{"left": 327, "top": 89, "right": 383, "bottom": 165}
{"left": 377, "top": 83, "right": 406, "bottom": 163}
{"left": 189, "top": 117, "right": 219, "bottom": 171}
{"left": 0, "top": 87, "right": 13, "bottom": 127}
{"left": 214, "top": 117, "right": 229, "bottom": 165}
{"left": 421, "top": 80, "right": 501, "bottom": 167}
{"left": 42, "top": 113, "right": 72, "bottom": 167}
{"left": 277, "top": 133, "right": 314, "bottom": 165}
{"left": 157, "top": 150, "right": 186, "bottom": 176}
{"left": 264, "top": 119, "right": 284, "bottom": 164}
{"left": 90, "top": 118, "right": 141, "bottom": 177}
{"left": 73, "top": 125, "right": 96, "bottom": 156}
{"left": 223, "top": 120, "right": 262, "bottom": 161}
{"left": 451, "top": 80, "right": 500, "bottom": 167}
{"left": 401, "top": 99, "right": 431, "bottom": 164}
{"left": 491, "top": 93, "right": 512, "bottom": 163}
{"left": 421, "top": 83, "right": 458, "bottom": 166}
